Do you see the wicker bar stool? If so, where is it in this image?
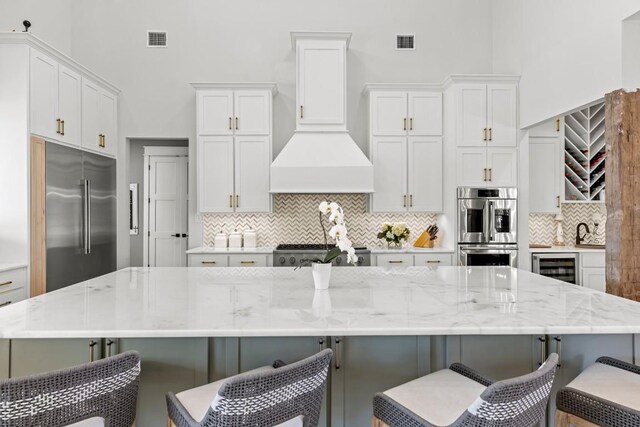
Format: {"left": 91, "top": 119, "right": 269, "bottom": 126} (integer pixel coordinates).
{"left": 372, "top": 353, "right": 558, "bottom": 427}
{"left": 0, "top": 350, "right": 141, "bottom": 427}
{"left": 166, "top": 348, "right": 332, "bottom": 427}
{"left": 555, "top": 356, "right": 640, "bottom": 426}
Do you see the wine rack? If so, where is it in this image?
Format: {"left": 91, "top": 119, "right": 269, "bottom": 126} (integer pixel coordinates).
{"left": 563, "top": 101, "right": 606, "bottom": 201}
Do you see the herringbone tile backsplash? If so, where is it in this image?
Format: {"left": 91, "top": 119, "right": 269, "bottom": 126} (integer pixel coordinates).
{"left": 202, "top": 194, "right": 438, "bottom": 248}
{"left": 529, "top": 204, "right": 606, "bottom": 246}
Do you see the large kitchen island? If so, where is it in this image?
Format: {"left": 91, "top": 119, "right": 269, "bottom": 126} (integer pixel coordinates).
{"left": 1, "top": 266, "right": 640, "bottom": 426}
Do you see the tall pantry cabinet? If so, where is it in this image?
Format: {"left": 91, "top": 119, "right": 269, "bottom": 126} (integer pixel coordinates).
{"left": 193, "top": 83, "right": 277, "bottom": 213}
{"left": 365, "top": 85, "right": 444, "bottom": 213}
{"left": 445, "top": 76, "right": 519, "bottom": 187}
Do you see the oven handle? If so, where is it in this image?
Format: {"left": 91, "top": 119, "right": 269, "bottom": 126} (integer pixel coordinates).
{"left": 460, "top": 249, "right": 517, "bottom": 255}
{"left": 482, "top": 201, "right": 490, "bottom": 242}
{"left": 489, "top": 201, "right": 495, "bottom": 241}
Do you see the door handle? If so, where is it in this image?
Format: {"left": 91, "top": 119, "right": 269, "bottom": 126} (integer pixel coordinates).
{"left": 556, "top": 118, "right": 561, "bottom": 132}
{"left": 61, "top": 120, "right": 65, "bottom": 136}
{"left": 557, "top": 196, "right": 560, "bottom": 208}
{"left": 229, "top": 195, "right": 233, "bottom": 208}
{"left": 106, "top": 339, "right": 115, "bottom": 357}
{"left": 201, "top": 261, "right": 217, "bottom": 265}
{"left": 483, "top": 128, "right": 487, "bottom": 141}
{"left": 171, "top": 233, "right": 181, "bottom": 237}
{"left": 89, "top": 340, "right": 98, "bottom": 362}
{"left": 409, "top": 194, "right": 413, "bottom": 207}
{"left": 0, "top": 281, "right": 13, "bottom": 287}
{"left": 181, "top": 233, "right": 188, "bottom": 238}
{"left": 483, "top": 168, "right": 487, "bottom": 182}
{"left": 300, "top": 105, "right": 304, "bottom": 119}
{"left": 488, "top": 128, "right": 492, "bottom": 141}
{"left": 538, "top": 336, "right": 547, "bottom": 366}
{"left": 240, "top": 261, "right": 255, "bottom": 265}
{"left": 334, "top": 337, "right": 341, "bottom": 370}
{"left": 0, "top": 301, "right": 11, "bottom": 308}
{"left": 83, "top": 179, "right": 91, "bottom": 254}
{"left": 553, "top": 336, "right": 562, "bottom": 368}
{"left": 388, "top": 260, "right": 404, "bottom": 264}
{"left": 403, "top": 118, "right": 407, "bottom": 131}
{"left": 229, "top": 117, "right": 232, "bottom": 130}
{"left": 235, "top": 194, "right": 239, "bottom": 208}
{"left": 235, "top": 117, "right": 238, "bottom": 130}
{"left": 409, "top": 117, "right": 413, "bottom": 131}
{"left": 488, "top": 168, "right": 492, "bottom": 181}
{"left": 56, "top": 118, "right": 61, "bottom": 134}
{"left": 86, "top": 179, "right": 91, "bottom": 254}
{"left": 425, "top": 260, "right": 441, "bottom": 264}
{"left": 403, "top": 195, "right": 407, "bottom": 207}
{"left": 318, "top": 337, "right": 325, "bottom": 352}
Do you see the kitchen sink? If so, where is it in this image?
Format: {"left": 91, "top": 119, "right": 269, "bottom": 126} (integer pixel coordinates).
{"left": 575, "top": 244, "right": 606, "bottom": 249}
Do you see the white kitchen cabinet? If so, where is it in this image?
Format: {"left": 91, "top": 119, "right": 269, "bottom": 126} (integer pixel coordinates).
{"left": 57, "top": 65, "right": 82, "bottom": 146}
{"left": 81, "top": 77, "right": 118, "bottom": 157}
{"left": 228, "top": 254, "right": 268, "bottom": 267}
{"left": 367, "top": 85, "right": 443, "bottom": 213}
{"left": 454, "top": 82, "right": 517, "bottom": 147}
{"left": 414, "top": 253, "right": 453, "bottom": 266}
{"left": 198, "top": 136, "right": 235, "bottom": 213}
{"left": 376, "top": 254, "right": 414, "bottom": 267}
{"left": 581, "top": 268, "right": 606, "bottom": 292}
{"left": 193, "top": 84, "right": 276, "bottom": 213}
{"left": 188, "top": 254, "right": 229, "bottom": 267}
{"left": 0, "top": 266, "right": 28, "bottom": 307}
{"left": 529, "top": 117, "right": 562, "bottom": 138}
{"left": 456, "top": 147, "right": 517, "bottom": 187}
{"left": 29, "top": 49, "right": 59, "bottom": 140}
{"left": 530, "top": 137, "right": 562, "bottom": 213}
{"left": 371, "top": 137, "right": 407, "bottom": 212}
{"left": 297, "top": 39, "right": 346, "bottom": 128}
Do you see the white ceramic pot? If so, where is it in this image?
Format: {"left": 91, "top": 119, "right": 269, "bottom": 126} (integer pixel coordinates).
{"left": 311, "top": 262, "right": 332, "bottom": 290}
{"left": 243, "top": 229, "right": 257, "bottom": 248}
{"left": 228, "top": 230, "right": 242, "bottom": 248}
{"left": 214, "top": 232, "right": 228, "bottom": 249}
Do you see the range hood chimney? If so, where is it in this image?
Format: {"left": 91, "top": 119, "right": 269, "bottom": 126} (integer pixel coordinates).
{"left": 270, "top": 32, "right": 374, "bottom": 193}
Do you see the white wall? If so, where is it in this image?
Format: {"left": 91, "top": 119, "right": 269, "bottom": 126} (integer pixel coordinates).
{"left": 492, "top": 0, "right": 640, "bottom": 128}
{"left": 622, "top": 12, "right": 640, "bottom": 89}
{"left": 64, "top": 0, "right": 494, "bottom": 266}
{"left": 0, "top": 0, "right": 72, "bottom": 55}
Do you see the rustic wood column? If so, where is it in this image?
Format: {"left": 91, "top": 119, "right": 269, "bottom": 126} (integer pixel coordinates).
{"left": 605, "top": 89, "right": 640, "bottom": 301}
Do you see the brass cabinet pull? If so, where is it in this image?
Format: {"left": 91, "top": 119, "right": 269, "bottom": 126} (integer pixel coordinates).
{"left": 488, "top": 128, "right": 492, "bottom": 141}
{"left": 557, "top": 196, "right": 560, "bottom": 208}
{"left": 388, "top": 260, "right": 404, "bottom": 264}
{"left": 300, "top": 105, "right": 304, "bottom": 119}
{"left": 89, "top": 340, "right": 97, "bottom": 362}
{"left": 106, "top": 339, "right": 115, "bottom": 357}
{"left": 201, "top": 261, "right": 217, "bottom": 265}
{"left": 235, "top": 117, "right": 238, "bottom": 130}
{"left": 403, "top": 118, "right": 407, "bottom": 131}
{"left": 483, "top": 128, "right": 487, "bottom": 141}
{"left": 409, "top": 117, "right": 413, "bottom": 131}
{"left": 0, "top": 281, "right": 13, "bottom": 287}
{"left": 235, "top": 194, "right": 239, "bottom": 208}
{"left": 56, "top": 118, "right": 61, "bottom": 134}
{"left": 483, "top": 168, "right": 487, "bottom": 182}
{"left": 229, "top": 117, "right": 232, "bottom": 130}
{"left": 61, "top": 120, "right": 65, "bottom": 135}
{"left": 403, "top": 195, "right": 407, "bottom": 207}
{"left": 240, "top": 261, "right": 255, "bottom": 265}
{"left": 334, "top": 338, "right": 341, "bottom": 370}
{"left": 556, "top": 118, "right": 561, "bottom": 132}
{"left": 409, "top": 194, "right": 413, "bottom": 207}
{"left": 229, "top": 195, "right": 233, "bottom": 208}
{"left": 425, "top": 260, "right": 441, "bottom": 264}
{"left": 0, "top": 301, "right": 11, "bottom": 308}
{"left": 488, "top": 168, "right": 492, "bottom": 181}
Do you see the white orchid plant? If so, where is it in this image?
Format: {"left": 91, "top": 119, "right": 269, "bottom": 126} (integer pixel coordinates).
{"left": 297, "top": 201, "right": 358, "bottom": 267}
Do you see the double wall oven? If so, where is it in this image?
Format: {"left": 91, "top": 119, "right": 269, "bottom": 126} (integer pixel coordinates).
{"left": 458, "top": 187, "right": 518, "bottom": 267}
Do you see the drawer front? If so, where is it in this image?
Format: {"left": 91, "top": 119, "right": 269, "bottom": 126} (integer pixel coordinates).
{"left": 188, "top": 254, "right": 229, "bottom": 267}
{"left": 0, "top": 268, "right": 27, "bottom": 295}
{"left": 414, "top": 253, "right": 453, "bottom": 266}
{"left": 229, "top": 255, "right": 268, "bottom": 267}
{"left": 0, "top": 287, "right": 27, "bottom": 308}
{"left": 376, "top": 254, "right": 414, "bottom": 267}
{"left": 580, "top": 252, "right": 605, "bottom": 268}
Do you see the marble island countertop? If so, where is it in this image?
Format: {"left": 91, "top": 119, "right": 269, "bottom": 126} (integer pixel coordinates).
{"left": 0, "top": 266, "right": 639, "bottom": 339}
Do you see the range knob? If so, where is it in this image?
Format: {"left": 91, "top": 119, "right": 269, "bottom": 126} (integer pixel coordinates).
{"left": 279, "top": 256, "right": 286, "bottom": 264}
{"left": 336, "top": 256, "right": 342, "bottom": 264}
{"left": 357, "top": 256, "right": 364, "bottom": 265}
{"left": 289, "top": 257, "right": 296, "bottom": 265}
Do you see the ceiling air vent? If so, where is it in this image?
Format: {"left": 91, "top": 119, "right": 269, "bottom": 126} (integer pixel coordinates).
{"left": 147, "top": 31, "right": 167, "bottom": 47}
{"left": 396, "top": 34, "right": 415, "bottom": 50}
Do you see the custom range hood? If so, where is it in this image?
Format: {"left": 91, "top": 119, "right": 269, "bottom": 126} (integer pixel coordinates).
{"left": 270, "top": 32, "right": 374, "bottom": 193}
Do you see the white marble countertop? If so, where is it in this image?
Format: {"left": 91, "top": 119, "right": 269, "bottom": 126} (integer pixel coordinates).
{"left": 0, "top": 264, "right": 27, "bottom": 274}
{"left": 1, "top": 266, "right": 639, "bottom": 339}
{"left": 370, "top": 247, "right": 455, "bottom": 254}
{"left": 186, "top": 246, "right": 274, "bottom": 254}
{"left": 529, "top": 246, "right": 605, "bottom": 253}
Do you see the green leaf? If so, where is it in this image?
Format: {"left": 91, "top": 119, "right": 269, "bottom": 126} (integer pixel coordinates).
{"left": 323, "top": 247, "right": 342, "bottom": 263}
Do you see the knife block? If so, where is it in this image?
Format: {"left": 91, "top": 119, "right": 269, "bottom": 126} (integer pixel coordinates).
{"left": 413, "top": 230, "right": 436, "bottom": 248}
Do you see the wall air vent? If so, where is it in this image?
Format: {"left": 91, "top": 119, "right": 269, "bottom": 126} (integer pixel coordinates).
{"left": 396, "top": 34, "right": 415, "bottom": 50}
{"left": 147, "top": 31, "right": 167, "bottom": 47}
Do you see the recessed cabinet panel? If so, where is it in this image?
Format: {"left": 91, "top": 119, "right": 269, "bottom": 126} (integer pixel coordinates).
{"left": 408, "top": 92, "right": 442, "bottom": 136}
{"left": 98, "top": 90, "right": 117, "bottom": 157}
{"left": 198, "top": 91, "right": 234, "bottom": 135}
{"left": 30, "top": 49, "right": 59, "bottom": 139}
{"left": 408, "top": 137, "right": 443, "bottom": 212}
{"left": 198, "top": 136, "right": 234, "bottom": 212}
{"left": 530, "top": 138, "right": 561, "bottom": 213}
{"left": 371, "top": 137, "right": 407, "bottom": 212}
{"left": 456, "top": 148, "right": 487, "bottom": 187}
{"left": 57, "top": 65, "right": 82, "bottom": 147}
{"left": 487, "top": 84, "right": 517, "bottom": 147}
{"left": 234, "top": 91, "right": 270, "bottom": 135}
{"left": 234, "top": 136, "right": 271, "bottom": 213}
{"left": 486, "top": 148, "right": 518, "bottom": 187}
{"left": 371, "top": 92, "right": 407, "bottom": 136}
{"left": 298, "top": 44, "right": 345, "bottom": 126}
{"left": 581, "top": 267, "right": 606, "bottom": 292}
{"left": 457, "top": 84, "right": 487, "bottom": 147}
{"left": 81, "top": 78, "right": 100, "bottom": 150}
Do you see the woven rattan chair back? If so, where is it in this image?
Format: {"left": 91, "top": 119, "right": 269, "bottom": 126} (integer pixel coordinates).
{"left": 0, "top": 350, "right": 141, "bottom": 427}
{"left": 452, "top": 353, "right": 559, "bottom": 427}
{"left": 168, "top": 348, "right": 332, "bottom": 427}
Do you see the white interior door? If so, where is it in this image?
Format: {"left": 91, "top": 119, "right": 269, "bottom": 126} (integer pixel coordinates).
{"left": 370, "top": 137, "right": 407, "bottom": 212}
{"left": 234, "top": 91, "right": 270, "bottom": 135}
{"left": 408, "top": 92, "right": 442, "bottom": 136}
{"left": 456, "top": 84, "right": 487, "bottom": 147}
{"left": 487, "top": 84, "right": 517, "bottom": 147}
{"left": 408, "top": 137, "right": 443, "bottom": 212}
{"left": 148, "top": 155, "right": 188, "bottom": 267}
{"left": 370, "top": 92, "right": 407, "bottom": 136}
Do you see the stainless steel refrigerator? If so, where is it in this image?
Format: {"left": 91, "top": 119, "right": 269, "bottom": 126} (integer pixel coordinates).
{"left": 46, "top": 142, "right": 117, "bottom": 292}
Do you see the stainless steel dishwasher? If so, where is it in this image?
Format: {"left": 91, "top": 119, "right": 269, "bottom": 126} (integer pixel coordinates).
{"left": 532, "top": 253, "right": 579, "bottom": 284}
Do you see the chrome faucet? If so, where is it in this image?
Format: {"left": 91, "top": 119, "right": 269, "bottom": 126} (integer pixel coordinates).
{"left": 576, "top": 223, "right": 590, "bottom": 245}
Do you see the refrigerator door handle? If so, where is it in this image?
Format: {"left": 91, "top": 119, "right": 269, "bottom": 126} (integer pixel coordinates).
{"left": 83, "top": 179, "right": 91, "bottom": 255}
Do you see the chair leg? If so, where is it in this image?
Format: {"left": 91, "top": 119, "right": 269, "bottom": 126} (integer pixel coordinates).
{"left": 167, "top": 417, "right": 177, "bottom": 427}
{"left": 371, "top": 416, "right": 389, "bottom": 427}
{"left": 554, "top": 409, "right": 601, "bottom": 427}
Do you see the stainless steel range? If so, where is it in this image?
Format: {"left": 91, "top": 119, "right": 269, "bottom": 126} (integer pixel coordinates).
{"left": 273, "top": 244, "right": 371, "bottom": 267}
